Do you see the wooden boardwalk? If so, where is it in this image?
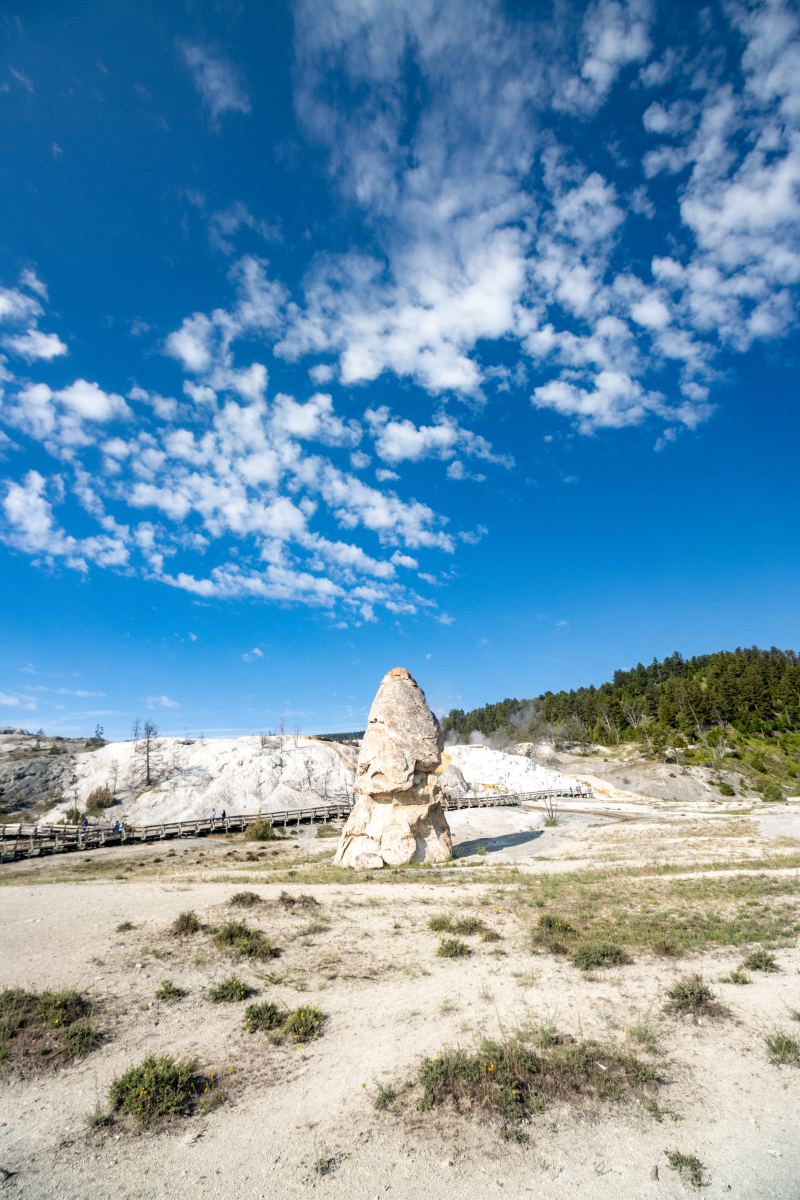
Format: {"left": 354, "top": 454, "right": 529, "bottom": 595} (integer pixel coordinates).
{"left": 0, "top": 785, "right": 591, "bottom": 862}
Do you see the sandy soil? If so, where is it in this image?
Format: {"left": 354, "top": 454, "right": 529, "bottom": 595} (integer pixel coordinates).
{"left": 1, "top": 804, "right": 799, "bottom": 1200}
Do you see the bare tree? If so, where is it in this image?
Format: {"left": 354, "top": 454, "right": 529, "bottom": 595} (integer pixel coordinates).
{"left": 143, "top": 720, "right": 159, "bottom": 786}
{"left": 292, "top": 722, "right": 300, "bottom": 749}
{"left": 597, "top": 703, "right": 620, "bottom": 745}
{"left": 279, "top": 716, "right": 285, "bottom": 753}
{"left": 622, "top": 699, "right": 645, "bottom": 729}
{"left": 131, "top": 717, "right": 141, "bottom": 745}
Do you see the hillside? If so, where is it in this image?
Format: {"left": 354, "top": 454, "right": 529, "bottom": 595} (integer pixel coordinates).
{"left": 442, "top": 646, "right": 800, "bottom": 801}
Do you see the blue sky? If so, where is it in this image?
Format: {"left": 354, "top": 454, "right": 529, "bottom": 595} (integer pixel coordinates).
{"left": 1, "top": 0, "right": 798, "bottom": 738}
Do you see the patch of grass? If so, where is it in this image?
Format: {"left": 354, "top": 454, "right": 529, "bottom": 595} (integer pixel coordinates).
{"left": 208, "top": 975, "right": 254, "bottom": 1003}
{"left": 155, "top": 980, "right": 186, "bottom": 1001}
{"left": 86, "top": 1103, "right": 111, "bottom": 1129}
{"left": 571, "top": 941, "right": 632, "bottom": 970}
{"left": 664, "top": 975, "right": 727, "bottom": 1018}
{"left": 742, "top": 948, "right": 779, "bottom": 972}
{"left": 764, "top": 1030, "right": 800, "bottom": 1065}
{"left": 500, "top": 1126, "right": 529, "bottom": 1143}
{"left": 664, "top": 1149, "right": 709, "bottom": 1189}
{"left": 244, "top": 1001, "right": 284, "bottom": 1034}
{"left": 315, "top": 824, "right": 341, "bottom": 839}
{"left": 428, "top": 914, "right": 454, "bottom": 932}
{"left": 34, "top": 989, "right": 85, "bottom": 1028}
{"left": 283, "top": 1004, "right": 324, "bottom": 1043}
{"left": 171, "top": 910, "right": 201, "bottom": 937}
{"left": 109, "top": 1054, "right": 201, "bottom": 1125}
{"left": 373, "top": 1082, "right": 397, "bottom": 1110}
{"left": 438, "top": 938, "right": 470, "bottom": 958}
{"left": 482, "top": 929, "right": 502, "bottom": 942}
{"left": 533, "top": 913, "right": 578, "bottom": 955}
{"left": 229, "top": 891, "right": 262, "bottom": 907}
{"left": 61, "top": 1020, "right": 101, "bottom": 1058}
{"left": 719, "top": 970, "right": 752, "bottom": 985}
{"left": 415, "top": 1033, "right": 659, "bottom": 1123}
{"left": 116, "top": 921, "right": 134, "bottom": 932}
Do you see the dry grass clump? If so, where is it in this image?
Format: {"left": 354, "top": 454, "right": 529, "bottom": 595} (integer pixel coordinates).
{"left": 414, "top": 1031, "right": 660, "bottom": 1125}
{"left": 428, "top": 913, "right": 488, "bottom": 936}
{"left": 279, "top": 891, "right": 319, "bottom": 908}
{"left": 109, "top": 1054, "right": 201, "bottom": 1125}
{"left": 172, "top": 911, "right": 201, "bottom": 937}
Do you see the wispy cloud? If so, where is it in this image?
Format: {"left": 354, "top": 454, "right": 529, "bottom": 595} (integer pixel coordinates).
{"left": 180, "top": 44, "right": 251, "bottom": 130}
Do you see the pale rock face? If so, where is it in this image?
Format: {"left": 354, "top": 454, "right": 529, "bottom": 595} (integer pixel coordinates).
{"left": 335, "top": 668, "right": 452, "bottom": 868}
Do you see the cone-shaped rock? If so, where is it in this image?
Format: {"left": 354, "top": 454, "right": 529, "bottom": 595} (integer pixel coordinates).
{"left": 334, "top": 668, "right": 452, "bottom": 868}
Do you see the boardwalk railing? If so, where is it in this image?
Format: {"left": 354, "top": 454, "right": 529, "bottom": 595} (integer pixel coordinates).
{"left": 0, "top": 783, "right": 591, "bottom": 862}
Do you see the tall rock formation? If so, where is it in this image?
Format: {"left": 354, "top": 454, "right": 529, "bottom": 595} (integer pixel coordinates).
{"left": 334, "top": 668, "right": 452, "bottom": 868}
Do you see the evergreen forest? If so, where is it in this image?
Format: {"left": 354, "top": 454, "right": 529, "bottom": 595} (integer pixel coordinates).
{"left": 442, "top": 647, "right": 800, "bottom": 748}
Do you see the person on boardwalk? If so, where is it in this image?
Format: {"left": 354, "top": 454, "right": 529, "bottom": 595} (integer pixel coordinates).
{"left": 210, "top": 808, "right": 216, "bottom": 822}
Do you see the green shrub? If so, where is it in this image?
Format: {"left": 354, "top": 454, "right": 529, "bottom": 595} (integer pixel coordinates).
{"left": 760, "top": 781, "right": 784, "bottom": 802}
{"left": 283, "top": 1004, "right": 323, "bottom": 1043}
{"left": 61, "top": 1019, "right": 100, "bottom": 1058}
{"left": 213, "top": 920, "right": 277, "bottom": 959}
{"left": 719, "top": 782, "right": 735, "bottom": 796}
{"left": 720, "top": 971, "right": 751, "bottom": 985}
{"left": 244, "top": 1001, "right": 284, "bottom": 1034}
{"left": 172, "top": 910, "right": 201, "bottom": 937}
{"left": 482, "top": 930, "right": 502, "bottom": 942}
{"left": 427, "top": 914, "right": 454, "bottom": 932}
{"left": 116, "top": 921, "right": 134, "bottom": 932}
{"left": 85, "top": 785, "right": 115, "bottom": 810}
{"left": 109, "top": 1054, "right": 200, "bottom": 1124}
{"left": 229, "top": 891, "right": 261, "bottom": 907}
{"left": 571, "top": 942, "right": 632, "bottom": 970}
{"left": 244, "top": 811, "right": 278, "bottom": 842}
{"left": 63, "top": 808, "right": 82, "bottom": 825}
{"left": 438, "top": 938, "right": 470, "bottom": 958}
{"left": 743, "top": 948, "right": 779, "bottom": 972}
{"left": 208, "top": 976, "right": 253, "bottom": 1002}
{"left": 664, "top": 977, "right": 717, "bottom": 1015}
{"left": 453, "top": 916, "right": 487, "bottom": 935}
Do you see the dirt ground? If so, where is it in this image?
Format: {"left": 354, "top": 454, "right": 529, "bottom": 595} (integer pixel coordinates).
{"left": 1, "top": 799, "right": 799, "bottom": 1200}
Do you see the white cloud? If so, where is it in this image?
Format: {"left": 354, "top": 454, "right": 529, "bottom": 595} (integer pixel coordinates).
{"left": 1, "top": 329, "right": 68, "bottom": 362}
{"left": 147, "top": 694, "right": 181, "bottom": 708}
{"left": 181, "top": 44, "right": 251, "bottom": 129}
{"left": 241, "top": 647, "right": 263, "bottom": 661}
{"left": 0, "top": 691, "right": 19, "bottom": 706}
{"left": 365, "top": 406, "right": 512, "bottom": 468}
{"left": 375, "top": 467, "right": 399, "bottom": 482}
